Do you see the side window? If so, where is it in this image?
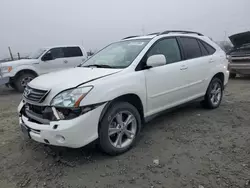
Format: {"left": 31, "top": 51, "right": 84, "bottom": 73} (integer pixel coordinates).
{"left": 201, "top": 41, "right": 216, "bottom": 55}
{"left": 63, "top": 47, "right": 83, "bottom": 57}
{"left": 147, "top": 38, "right": 181, "bottom": 64}
{"left": 48, "top": 48, "right": 64, "bottom": 59}
{"left": 179, "top": 37, "right": 202, "bottom": 60}
{"left": 198, "top": 40, "right": 209, "bottom": 56}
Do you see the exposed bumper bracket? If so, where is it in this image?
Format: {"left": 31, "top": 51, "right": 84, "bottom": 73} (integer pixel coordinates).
{"left": 25, "top": 109, "right": 50, "bottom": 124}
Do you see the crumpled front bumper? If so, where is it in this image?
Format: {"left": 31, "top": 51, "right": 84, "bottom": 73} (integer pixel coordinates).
{"left": 0, "top": 76, "right": 9, "bottom": 86}
{"left": 18, "top": 100, "right": 106, "bottom": 148}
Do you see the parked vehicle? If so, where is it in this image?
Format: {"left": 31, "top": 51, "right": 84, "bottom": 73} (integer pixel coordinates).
{"left": 18, "top": 30, "right": 229, "bottom": 155}
{"left": 227, "top": 31, "right": 250, "bottom": 78}
{"left": 0, "top": 45, "right": 87, "bottom": 92}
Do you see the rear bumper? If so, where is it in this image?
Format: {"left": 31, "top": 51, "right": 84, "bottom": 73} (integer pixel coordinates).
{"left": 0, "top": 77, "right": 9, "bottom": 86}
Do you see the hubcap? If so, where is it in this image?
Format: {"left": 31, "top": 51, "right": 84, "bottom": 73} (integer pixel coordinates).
{"left": 108, "top": 111, "right": 137, "bottom": 149}
{"left": 210, "top": 82, "right": 222, "bottom": 106}
{"left": 21, "top": 77, "right": 33, "bottom": 87}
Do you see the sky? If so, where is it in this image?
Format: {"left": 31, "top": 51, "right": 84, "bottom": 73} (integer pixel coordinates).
{"left": 0, "top": 0, "right": 249, "bottom": 58}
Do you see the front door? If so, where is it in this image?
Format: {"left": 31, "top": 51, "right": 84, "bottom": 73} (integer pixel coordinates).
{"left": 144, "top": 37, "right": 188, "bottom": 116}
{"left": 38, "top": 47, "right": 66, "bottom": 74}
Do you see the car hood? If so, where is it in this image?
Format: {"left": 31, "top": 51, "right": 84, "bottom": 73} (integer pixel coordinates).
{"left": 0, "top": 59, "right": 39, "bottom": 67}
{"left": 229, "top": 31, "right": 250, "bottom": 47}
{"left": 28, "top": 67, "right": 122, "bottom": 91}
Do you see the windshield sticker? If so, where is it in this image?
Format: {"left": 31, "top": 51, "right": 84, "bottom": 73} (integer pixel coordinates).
{"left": 128, "top": 42, "right": 145, "bottom": 46}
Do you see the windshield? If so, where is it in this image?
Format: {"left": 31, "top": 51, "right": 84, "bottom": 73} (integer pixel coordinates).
{"left": 28, "top": 48, "right": 47, "bottom": 59}
{"left": 81, "top": 39, "right": 150, "bottom": 68}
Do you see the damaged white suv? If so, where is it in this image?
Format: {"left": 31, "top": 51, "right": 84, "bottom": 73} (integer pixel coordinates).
{"left": 18, "top": 30, "right": 229, "bottom": 155}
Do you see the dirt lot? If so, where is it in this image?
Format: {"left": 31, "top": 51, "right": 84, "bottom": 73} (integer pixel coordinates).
{"left": 0, "top": 79, "right": 250, "bottom": 188}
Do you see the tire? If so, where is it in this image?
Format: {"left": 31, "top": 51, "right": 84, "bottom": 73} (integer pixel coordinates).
{"left": 203, "top": 77, "right": 223, "bottom": 109}
{"left": 9, "top": 82, "right": 16, "bottom": 90}
{"left": 98, "top": 102, "right": 141, "bottom": 155}
{"left": 14, "top": 73, "right": 36, "bottom": 92}
{"left": 229, "top": 73, "right": 236, "bottom": 79}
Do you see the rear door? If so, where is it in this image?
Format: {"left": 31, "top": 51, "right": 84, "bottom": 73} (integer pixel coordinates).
{"left": 63, "top": 47, "right": 86, "bottom": 68}
{"left": 177, "top": 37, "right": 211, "bottom": 97}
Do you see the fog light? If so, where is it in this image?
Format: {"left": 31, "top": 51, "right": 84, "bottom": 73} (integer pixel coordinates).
{"left": 55, "top": 135, "right": 65, "bottom": 143}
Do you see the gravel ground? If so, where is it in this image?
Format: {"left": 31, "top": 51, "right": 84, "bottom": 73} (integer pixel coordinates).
{"left": 0, "top": 78, "right": 250, "bottom": 188}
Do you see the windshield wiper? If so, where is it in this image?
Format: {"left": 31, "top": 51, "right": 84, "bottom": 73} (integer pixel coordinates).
{"left": 83, "top": 64, "right": 112, "bottom": 68}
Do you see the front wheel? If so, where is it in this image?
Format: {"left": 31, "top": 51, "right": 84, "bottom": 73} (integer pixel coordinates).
{"left": 203, "top": 77, "right": 223, "bottom": 109}
{"left": 14, "top": 73, "right": 36, "bottom": 92}
{"left": 98, "top": 102, "right": 141, "bottom": 155}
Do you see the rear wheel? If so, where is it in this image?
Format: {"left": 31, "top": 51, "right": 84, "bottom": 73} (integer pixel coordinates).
{"left": 229, "top": 73, "right": 236, "bottom": 79}
{"left": 99, "top": 102, "right": 141, "bottom": 155}
{"left": 14, "top": 73, "right": 36, "bottom": 92}
{"left": 203, "top": 77, "right": 223, "bottom": 109}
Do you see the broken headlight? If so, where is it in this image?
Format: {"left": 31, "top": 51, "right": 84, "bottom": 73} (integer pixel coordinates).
{"left": 51, "top": 86, "right": 93, "bottom": 108}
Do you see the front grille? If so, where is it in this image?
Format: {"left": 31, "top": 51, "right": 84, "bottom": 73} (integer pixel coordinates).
{"left": 23, "top": 86, "right": 49, "bottom": 103}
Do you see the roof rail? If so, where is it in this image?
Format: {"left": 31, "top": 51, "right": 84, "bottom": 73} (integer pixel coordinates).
{"left": 122, "top": 35, "right": 140, "bottom": 40}
{"left": 147, "top": 32, "right": 160, "bottom": 35}
{"left": 158, "top": 30, "right": 203, "bottom": 36}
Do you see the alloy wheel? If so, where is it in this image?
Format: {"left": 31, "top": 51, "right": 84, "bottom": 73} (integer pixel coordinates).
{"left": 210, "top": 81, "right": 222, "bottom": 106}
{"left": 108, "top": 111, "right": 137, "bottom": 149}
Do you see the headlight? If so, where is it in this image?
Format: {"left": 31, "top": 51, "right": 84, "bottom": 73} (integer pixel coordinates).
{"left": 0, "top": 66, "right": 12, "bottom": 73}
{"left": 51, "top": 86, "right": 93, "bottom": 107}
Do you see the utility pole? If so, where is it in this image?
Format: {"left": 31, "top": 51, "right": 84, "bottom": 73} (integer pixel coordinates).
{"left": 8, "top": 47, "right": 14, "bottom": 61}
{"left": 224, "top": 31, "right": 227, "bottom": 41}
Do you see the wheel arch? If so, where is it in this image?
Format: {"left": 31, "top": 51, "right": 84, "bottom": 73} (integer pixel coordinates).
{"left": 13, "top": 69, "right": 38, "bottom": 80}
{"left": 98, "top": 93, "right": 145, "bottom": 129}
{"left": 211, "top": 72, "right": 224, "bottom": 88}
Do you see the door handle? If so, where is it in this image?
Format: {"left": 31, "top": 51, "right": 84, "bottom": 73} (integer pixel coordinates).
{"left": 180, "top": 65, "right": 188, "bottom": 70}
{"left": 209, "top": 59, "right": 215, "bottom": 63}
{"left": 64, "top": 60, "right": 68, "bottom": 63}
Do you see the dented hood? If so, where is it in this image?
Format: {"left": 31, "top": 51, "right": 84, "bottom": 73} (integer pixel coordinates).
{"left": 229, "top": 31, "right": 250, "bottom": 47}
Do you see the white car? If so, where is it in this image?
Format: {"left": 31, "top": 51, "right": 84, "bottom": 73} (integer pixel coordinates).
{"left": 18, "top": 30, "right": 229, "bottom": 155}
{"left": 0, "top": 45, "right": 87, "bottom": 92}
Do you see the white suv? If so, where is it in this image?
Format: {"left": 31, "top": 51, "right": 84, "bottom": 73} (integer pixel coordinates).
{"left": 18, "top": 31, "right": 229, "bottom": 155}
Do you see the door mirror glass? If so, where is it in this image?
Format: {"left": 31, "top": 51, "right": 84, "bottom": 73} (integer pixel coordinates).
{"left": 146, "top": 54, "right": 166, "bottom": 68}
{"left": 42, "top": 52, "right": 53, "bottom": 61}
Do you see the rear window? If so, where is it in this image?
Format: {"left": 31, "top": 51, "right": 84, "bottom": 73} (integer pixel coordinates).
{"left": 200, "top": 41, "right": 216, "bottom": 55}
{"left": 63, "top": 47, "right": 83, "bottom": 57}
{"left": 197, "top": 40, "right": 209, "bottom": 56}
{"left": 179, "top": 37, "right": 202, "bottom": 59}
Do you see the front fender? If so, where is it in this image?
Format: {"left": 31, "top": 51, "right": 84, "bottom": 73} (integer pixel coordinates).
{"left": 80, "top": 71, "right": 147, "bottom": 112}
{"left": 8, "top": 65, "right": 39, "bottom": 77}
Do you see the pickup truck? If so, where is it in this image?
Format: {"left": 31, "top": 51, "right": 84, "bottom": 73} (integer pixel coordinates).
{"left": 227, "top": 31, "right": 250, "bottom": 78}
{"left": 0, "top": 45, "right": 87, "bottom": 92}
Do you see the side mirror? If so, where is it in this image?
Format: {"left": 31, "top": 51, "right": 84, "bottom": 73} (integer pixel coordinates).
{"left": 146, "top": 54, "right": 166, "bottom": 68}
{"left": 42, "top": 53, "right": 53, "bottom": 61}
